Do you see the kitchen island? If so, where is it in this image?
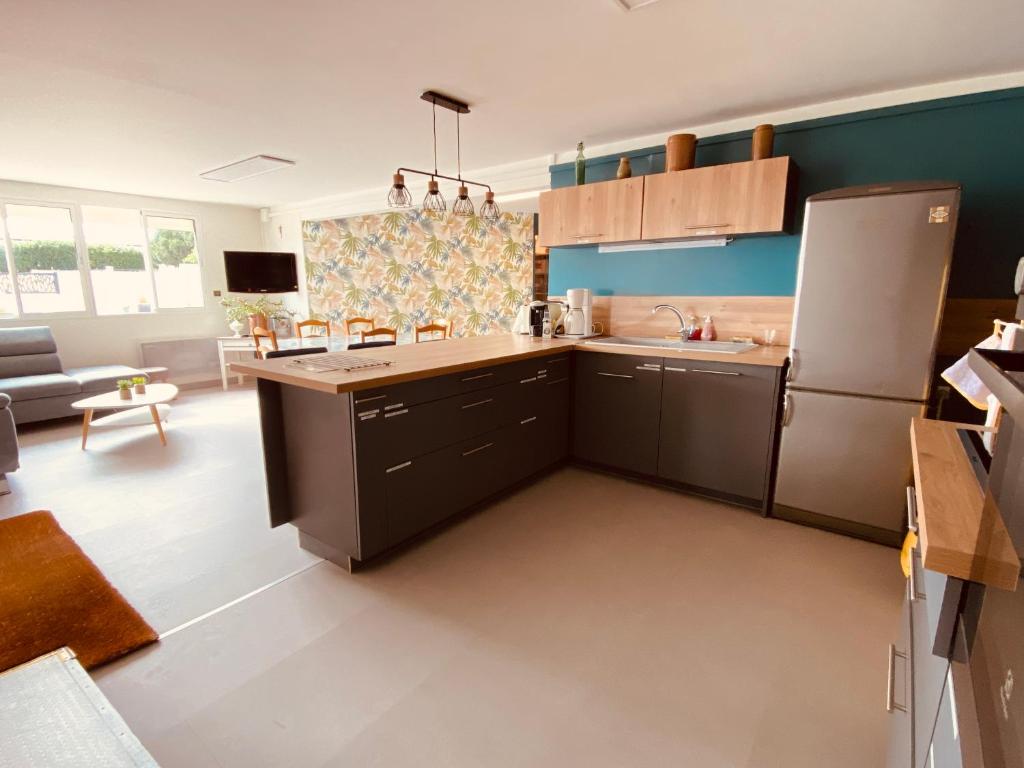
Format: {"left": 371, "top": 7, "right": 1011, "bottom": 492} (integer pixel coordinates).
{"left": 233, "top": 335, "right": 787, "bottom": 570}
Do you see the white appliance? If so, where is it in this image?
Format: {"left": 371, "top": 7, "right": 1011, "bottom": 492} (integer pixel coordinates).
{"left": 563, "top": 288, "right": 601, "bottom": 338}
{"left": 773, "top": 181, "right": 961, "bottom": 544}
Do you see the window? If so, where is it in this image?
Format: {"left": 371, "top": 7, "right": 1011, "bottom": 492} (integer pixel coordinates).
{"left": 0, "top": 218, "right": 16, "bottom": 318}
{"left": 3, "top": 204, "right": 86, "bottom": 314}
{"left": 82, "top": 206, "right": 154, "bottom": 315}
{"left": 0, "top": 200, "right": 205, "bottom": 317}
{"left": 145, "top": 216, "right": 203, "bottom": 309}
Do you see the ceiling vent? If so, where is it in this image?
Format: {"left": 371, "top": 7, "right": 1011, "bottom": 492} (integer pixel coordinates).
{"left": 612, "top": 0, "right": 662, "bottom": 10}
{"left": 200, "top": 155, "right": 295, "bottom": 183}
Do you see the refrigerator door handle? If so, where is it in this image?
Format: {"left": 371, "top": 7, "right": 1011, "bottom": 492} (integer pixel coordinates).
{"left": 783, "top": 392, "right": 793, "bottom": 427}
{"left": 786, "top": 349, "right": 798, "bottom": 384}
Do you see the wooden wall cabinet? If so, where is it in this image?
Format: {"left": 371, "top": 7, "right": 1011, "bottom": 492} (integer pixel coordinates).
{"left": 538, "top": 177, "right": 645, "bottom": 247}
{"left": 641, "top": 157, "right": 794, "bottom": 240}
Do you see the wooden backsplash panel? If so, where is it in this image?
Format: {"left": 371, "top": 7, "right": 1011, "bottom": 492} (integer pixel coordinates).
{"left": 550, "top": 295, "right": 795, "bottom": 345}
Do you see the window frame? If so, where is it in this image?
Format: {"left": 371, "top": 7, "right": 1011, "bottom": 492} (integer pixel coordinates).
{"left": 0, "top": 197, "right": 207, "bottom": 320}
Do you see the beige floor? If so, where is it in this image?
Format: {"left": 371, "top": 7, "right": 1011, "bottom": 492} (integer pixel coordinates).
{"left": 1, "top": 386, "right": 319, "bottom": 633}
{"left": 64, "top": 397, "right": 905, "bottom": 768}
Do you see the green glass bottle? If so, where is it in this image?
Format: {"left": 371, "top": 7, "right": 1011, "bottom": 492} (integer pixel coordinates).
{"left": 575, "top": 141, "right": 586, "bottom": 186}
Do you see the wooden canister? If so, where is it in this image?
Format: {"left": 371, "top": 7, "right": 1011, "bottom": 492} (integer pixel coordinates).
{"left": 665, "top": 133, "right": 696, "bottom": 172}
{"left": 752, "top": 124, "right": 775, "bottom": 160}
{"left": 616, "top": 157, "right": 632, "bottom": 179}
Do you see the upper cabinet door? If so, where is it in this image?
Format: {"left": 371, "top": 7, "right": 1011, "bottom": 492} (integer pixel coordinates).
{"left": 538, "top": 177, "right": 645, "bottom": 247}
{"left": 641, "top": 157, "right": 793, "bottom": 240}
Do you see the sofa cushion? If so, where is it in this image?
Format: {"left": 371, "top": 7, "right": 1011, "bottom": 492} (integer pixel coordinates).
{"left": 66, "top": 366, "right": 147, "bottom": 394}
{"left": 0, "top": 327, "right": 58, "bottom": 356}
{"left": 0, "top": 352, "right": 64, "bottom": 378}
{"left": 0, "top": 373, "right": 80, "bottom": 402}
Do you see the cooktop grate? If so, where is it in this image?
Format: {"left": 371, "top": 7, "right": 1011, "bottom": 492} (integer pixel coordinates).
{"left": 285, "top": 353, "right": 393, "bottom": 373}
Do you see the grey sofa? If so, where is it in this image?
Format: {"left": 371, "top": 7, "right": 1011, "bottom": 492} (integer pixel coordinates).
{"left": 0, "top": 393, "right": 19, "bottom": 492}
{"left": 0, "top": 327, "right": 148, "bottom": 424}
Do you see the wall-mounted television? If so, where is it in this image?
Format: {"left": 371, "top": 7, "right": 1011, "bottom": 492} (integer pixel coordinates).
{"left": 224, "top": 251, "right": 298, "bottom": 293}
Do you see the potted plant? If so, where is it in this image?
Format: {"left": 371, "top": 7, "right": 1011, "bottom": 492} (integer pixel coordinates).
{"left": 116, "top": 379, "right": 133, "bottom": 401}
{"left": 132, "top": 376, "right": 147, "bottom": 395}
{"left": 220, "top": 296, "right": 293, "bottom": 336}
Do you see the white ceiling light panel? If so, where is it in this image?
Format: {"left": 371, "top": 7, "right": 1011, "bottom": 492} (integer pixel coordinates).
{"left": 200, "top": 155, "right": 296, "bottom": 183}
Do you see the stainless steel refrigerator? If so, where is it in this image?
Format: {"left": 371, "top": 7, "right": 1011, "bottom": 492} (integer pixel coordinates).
{"left": 773, "top": 181, "right": 961, "bottom": 545}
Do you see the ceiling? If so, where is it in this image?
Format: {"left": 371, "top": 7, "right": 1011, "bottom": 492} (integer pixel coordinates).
{"left": 2, "top": 0, "right": 1023, "bottom": 209}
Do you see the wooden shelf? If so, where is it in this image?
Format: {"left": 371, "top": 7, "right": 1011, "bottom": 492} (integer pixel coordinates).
{"left": 910, "top": 417, "right": 1019, "bottom": 591}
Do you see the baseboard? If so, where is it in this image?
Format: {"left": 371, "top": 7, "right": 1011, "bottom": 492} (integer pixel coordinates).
{"left": 771, "top": 504, "right": 903, "bottom": 548}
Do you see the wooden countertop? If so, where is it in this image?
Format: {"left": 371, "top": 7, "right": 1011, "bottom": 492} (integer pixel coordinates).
{"left": 229, "top": 335, "right": 579, "bottom": 394}
{"left": 574, "top": 340, "right": 789, "bottom": 367}
{"left": 910, "top": 417, "right": 1019, "bottom": 591}
{"left": 229, "top": 335, "right": 790, "bottom": 394}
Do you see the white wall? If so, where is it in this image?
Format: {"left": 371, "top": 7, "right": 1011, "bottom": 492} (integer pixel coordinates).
{"left": 0, "top": 179, "right": 263, "bottom": 368}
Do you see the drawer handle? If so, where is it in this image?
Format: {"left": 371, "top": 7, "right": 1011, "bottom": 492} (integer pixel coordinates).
{"left": 384, "top": 408, "right": 409, "bottom": 418}
{"left": 386, "top": 460, "right": 412, "bottom": 473}
{"left": 597, "top": 372, "right": 633, "bottom": 379}
{"left": 573, "top": 233, "right": 603, "bottom": 239}
{"left": 461, "top": 398, "right": 494, "bottom": 410}
{"left": 461, "top": 372, "right": 494, "bottom": 382}
{"left": 886, "top": 644, "right": 908, "bottom": 713}
{"left": 692, "top": 369, "right": 740, "bottom": 376}
{"left": 636, "top": 365, "right": 661, "bottom": 372}
{"left": 684, "top": 223, "right": 731, "bottom": 229}
{"left": 665, "top": 366, "right": 687, "bottom": 373}
{"left": 357, "top": 409, "right": 380, "bottom": 418}
{"left": 520, "top": 376, "right": 538, "bottom": 384}
{"left": 547, "top": 376, "right": 568, "bottom": 385}
{"left": 462, "top": 442, "right": 494, "bottom": 457}
{"left": 906, "top": 486, "right": 918, "bottom": 534}
{"left": 520, "top": 416, "right": 537, "bottom": 425}
{"left": 384, "top": 402, "right": 405, "bottom": 411}
{"left": 354, "top": 393, "right": 386, "bottom": 404}
{"left": 547, "top": 357, "right": 568, "bottom": 363}
{"left": 909, "top": 550, "right": 924, "bottom": 602}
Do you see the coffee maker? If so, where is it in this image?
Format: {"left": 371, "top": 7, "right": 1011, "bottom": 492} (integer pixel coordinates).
{"left": 563, "top": 288, "right": 599, "bottom": 338}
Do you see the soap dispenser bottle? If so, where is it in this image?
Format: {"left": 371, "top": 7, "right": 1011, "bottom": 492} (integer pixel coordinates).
{"left": 702, "top": 314, "right": 717, "bottom": 342}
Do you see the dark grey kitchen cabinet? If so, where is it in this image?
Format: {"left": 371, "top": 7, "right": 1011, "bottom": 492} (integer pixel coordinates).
{"left": 658, "top": 359, "right": 781, "bottom": 507}
{"left": 886, "top": 583, "right": 914, "bottom": 768}
{"left": 572, "top": 351, "right": 663, "bottom": 475}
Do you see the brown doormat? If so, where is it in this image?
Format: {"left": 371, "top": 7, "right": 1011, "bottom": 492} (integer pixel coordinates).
{"left": 0, "top": 510, "right": 158, "bottom": 672}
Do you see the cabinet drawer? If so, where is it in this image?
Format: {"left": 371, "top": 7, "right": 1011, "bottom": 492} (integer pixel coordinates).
{"left": 911, "top": 547, "right": 949, "bottom": 768}
{"left": 352, "top": 360, "right": 522, "bottom": 414}
{"left": 886, "top": 585, "right": 913, "bottom": 768}
{"left": 356, "top": 381, "right": 518, "bottom": 467}
{"left": 573, "top": 351, "right": 663, "bottom": 475}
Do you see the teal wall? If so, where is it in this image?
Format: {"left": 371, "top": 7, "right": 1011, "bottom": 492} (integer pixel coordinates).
{"left": 548, "top": 88, "right": 1024, "bottom": 298}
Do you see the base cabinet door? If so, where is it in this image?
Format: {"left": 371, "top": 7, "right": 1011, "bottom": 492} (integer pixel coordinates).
{"left": 384, "top": 450, "right": 452, "bottom": 546}
{"left": 887, "top": 585, "right": 914, "bottom": 768}
{"left": 572, "top": 352, "right": 663, "bottom": 475}
{"left": 657, "top": 361, "right": 777, "bottom": 504}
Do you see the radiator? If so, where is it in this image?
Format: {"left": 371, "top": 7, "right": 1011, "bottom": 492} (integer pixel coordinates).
{"left": 139, "top": 337, "right": 220, "bottom": 385}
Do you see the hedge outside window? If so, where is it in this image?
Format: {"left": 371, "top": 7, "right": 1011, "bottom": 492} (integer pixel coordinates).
{"left": 82, "top": 206, "right": 155, "bottom": 315}
{"left": 4, "top": 204, "right": 87, "bottom": 314}
{"left": 0, "top": 201, "right": 205, "bottom": 317}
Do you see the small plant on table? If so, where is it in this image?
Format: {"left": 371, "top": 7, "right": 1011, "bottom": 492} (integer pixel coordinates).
{"left": 132, "top": 376, "right": 147, "bottom": 394}
{"left": 116, "top": 379, "right": 133, "bottom": 400}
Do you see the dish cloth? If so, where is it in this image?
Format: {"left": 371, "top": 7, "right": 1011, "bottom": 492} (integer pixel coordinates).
{"left": 941, "top": 333, "right": 1001, "bottom": 409}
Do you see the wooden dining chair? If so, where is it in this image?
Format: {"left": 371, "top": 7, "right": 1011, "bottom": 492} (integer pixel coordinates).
{"left": 446, "top": 319, "right": 455, "bottom": 338}
{"left": 252, "top": 327, "right": 278, "bottom": 359}
{"left": 295, "top": 319, "right": 331, "bottom": 338}
{"left": 345, "top": 317, "right": 375, "bottom": 337}
{"left": 415, "top": 323, "right": 448, "bottom": 343}
{"left": 360, "top": 327, "right": 397, "bottom": 344}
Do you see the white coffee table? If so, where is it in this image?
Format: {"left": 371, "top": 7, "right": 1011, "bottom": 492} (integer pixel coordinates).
{"left": 71, "top": 383, "right": 179, "bottom": 449}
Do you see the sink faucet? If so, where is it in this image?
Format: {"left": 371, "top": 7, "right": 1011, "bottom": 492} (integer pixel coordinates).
{"left": 651, "top": 304, "right": 687, "bottom": 336}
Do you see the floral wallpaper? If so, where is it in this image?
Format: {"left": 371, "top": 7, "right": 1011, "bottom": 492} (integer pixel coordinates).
{"left": 302, "top": 210, "right": 534, "bottom": 336}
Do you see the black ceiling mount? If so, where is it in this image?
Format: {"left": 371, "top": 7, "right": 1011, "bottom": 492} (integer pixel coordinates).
{"left": 420, "top": 90, "right": 470, "bottom": 114}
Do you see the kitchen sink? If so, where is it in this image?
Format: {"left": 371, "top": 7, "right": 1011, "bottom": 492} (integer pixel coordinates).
{"left": 582, "top": 336, "right": 757, "bottom": 354}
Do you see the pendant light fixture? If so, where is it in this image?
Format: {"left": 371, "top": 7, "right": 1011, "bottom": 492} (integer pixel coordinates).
{"left": 387, "top": 91, "right": 500, "bottom": 223}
